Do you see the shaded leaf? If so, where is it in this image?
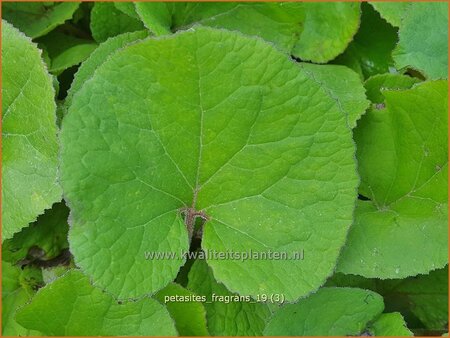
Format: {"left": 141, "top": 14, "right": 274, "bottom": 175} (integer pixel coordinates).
{"left": 36, "top": 30, "right": 97, "bottom": 74}
{"left": 2, "top": 262, "right": 43, "bottom": 336}
{"left": 2, "top": 202, "right": 69, "bottom": 265}
{"left": 2, "top": 2, "right": 79, "bottom": 38}
{"left": 382, "top": 268, "right": 449, "bottom": 331}
{"left": 334, "top": 3, "right": 398, "bottom": 79}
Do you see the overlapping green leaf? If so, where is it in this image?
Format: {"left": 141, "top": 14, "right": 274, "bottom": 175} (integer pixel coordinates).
{"left": 264, "top": 287, "right": 384, "bottom": 336}
{"left": 90, "top": 2, "right": 145, "bottom": 43}
{"left": 16, "top": 270, "right": 177, "bottom": 336}
{"left": 2, "top": 2, "right": 80, "bottom": 38}
{"left": 187, "top": 259, "right": 271, "bottom": 336}
{"left": 337, "top": 80, "right": 448, "bottom": 278}
{"left": 61, "top": 27, "right": 358, "bottom": 300}
{"left": 2, "top": 20, "right": 62, "bottom": 240}
{"left": 136, "top": 2, "right": 305, "bottom": 52}
{"left": 134, "top": 2, "right": 360, "bottom": 63}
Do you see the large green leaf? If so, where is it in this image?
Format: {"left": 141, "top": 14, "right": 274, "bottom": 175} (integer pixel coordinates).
{"left": 66, "top": 30, "right": 148, "bottom": 109}
{"left": 337, "top": 80, "right": 448, "bottom": 278}
{"left": 371, "top": 2, "right": 448, "bottom": 79}
{"left": 2, "top": 202, "right": 69, "bottom": 264}
{"left": 367, "top": 312, "right": 413, "bottom": 336}
{"left": 16, "top": 270, "right": 177, "bottom": 336}
{"left": 135, "top": 2, "right": 360, "bottom": 63}
{"left": 2, "top": 263, "right": 42, "bottom": 336}
{"left": 334, "top": 2, "right": 398, "bottom": 79}
{"left": 155, "top": 282, "right": 209, "bottom": 336}
{"left": 292, "top": 2, "right": 360, "bottom": 63}
{"left": 90, "top": 2, "right": 145, "bottom": 43}
{"left": 36, "top": 30, "right": 97, "bottom": 74}
{"left": 300, "top": 63, "right": 370, "bottom": 128}
{"left": 2, "top": 2, "right": 80, "bottom": 38}
{"left": 2, "top": 20, "right": 62, "bottom": 240}
{"left": 61, "top": 27, "right": 358, "bottom": 300}
{"left": 263, "top": 287, "right": 384, "bottom": 336}
{"left": 187, "top": 259, "right": 271, "bottom": 336}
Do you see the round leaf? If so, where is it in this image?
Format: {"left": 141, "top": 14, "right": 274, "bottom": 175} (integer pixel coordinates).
{"left": 61, "top": 27, "right": 358, "bottom": 300}
{"left": 337, "top": 80, "right": 448, "bottom": 278}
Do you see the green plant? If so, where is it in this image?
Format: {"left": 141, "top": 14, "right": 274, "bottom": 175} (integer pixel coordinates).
{"left": 2, "top": 2, "right": 448, "bottom": 336}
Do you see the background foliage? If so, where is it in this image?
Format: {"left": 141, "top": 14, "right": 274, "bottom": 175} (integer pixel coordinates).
{"left": 2, "top": 2, "right": 448, "bottom": 336}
